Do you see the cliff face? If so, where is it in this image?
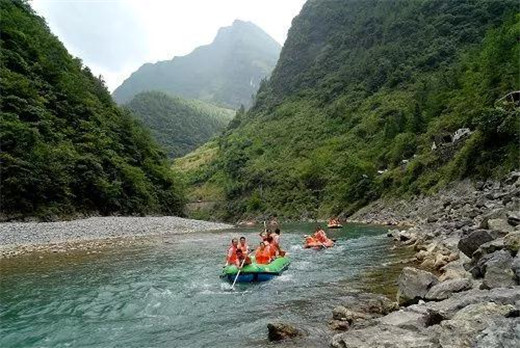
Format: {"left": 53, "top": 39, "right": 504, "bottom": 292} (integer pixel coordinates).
{"left": 112, "top": 20, "right": 281, "bottom": 108}
{"left": 183, "top": 0, "right": 519, "bottom": 221}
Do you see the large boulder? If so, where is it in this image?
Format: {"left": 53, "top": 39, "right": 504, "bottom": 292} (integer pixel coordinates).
{"left": 267, "top": 323, "right": 302, "bottom": 341}
{"left": 482, "top": 250, "right": 516, "bottom": 289}
{"left": 425, "top": 278, "right": 472, "bottom": 301}
{"left": 458, "top": 230, "right": 495, "bottom": 257}
{"left": 397, "top": 267, "right": 439, "bottom": 306}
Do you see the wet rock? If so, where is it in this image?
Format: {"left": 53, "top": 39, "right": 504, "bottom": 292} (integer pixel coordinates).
{"left": 482, "top": 250, "right": 516, "bottom": 289}
{"left": 425, "top": 278, "right": 472, "bottom": 301}
{"left": 336, "top": 292, "right": 398, "bottom": 319}
{"left": 397, "top": 267, "right": 439, "bottom": 306}
{"left": 332, "top": 306, "right": 368, "bottom": 322}
{"left": 329, "top": 319, "right": 350, "bottom": 331}
{"left": 267, "top": 323, "right": 302, "bottom": 341}
{"left": 458, "top": 230, "right": 494, "bottom": 257}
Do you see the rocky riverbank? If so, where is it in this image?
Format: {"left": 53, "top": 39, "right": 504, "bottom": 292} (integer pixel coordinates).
{"left": 0, "top": 216, "right": 232, "bottom": 259}
{"left": 327, "top": 171, "right": 520, "bottom": 347}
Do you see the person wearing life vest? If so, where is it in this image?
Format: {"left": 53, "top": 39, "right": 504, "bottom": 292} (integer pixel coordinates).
{"left": 225, "top": 238, "right": 239, "bottom": 266}
{"left": 255, "top": 241, "right": 272, "bottom": 264}
{"left": 314, "top": 227, "right": 328, "bottom": 243}
{"left": 238, "top": 236, "right": 249, "bottom": 253}
{"left": 235, "top": 248, "right": 252, "bottom": 268}
{"left": 272, "top": 229, "right": 286, "bottom": 257}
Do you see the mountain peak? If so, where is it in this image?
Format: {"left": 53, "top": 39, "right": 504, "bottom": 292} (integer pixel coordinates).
{"left": 112, "top": 20, "right": 281, "bottom": 107}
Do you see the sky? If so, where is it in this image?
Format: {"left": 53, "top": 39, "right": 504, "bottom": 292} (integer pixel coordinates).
{"left": 31, "top": 0, "right": 306, "bottom": 92}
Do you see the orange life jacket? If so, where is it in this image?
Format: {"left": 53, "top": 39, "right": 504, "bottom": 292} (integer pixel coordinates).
{"left": 255, "top": 247, "right": 271, "bottom": 264}
{"left": 227, "top": 246, "right": 237, "bottom": 264}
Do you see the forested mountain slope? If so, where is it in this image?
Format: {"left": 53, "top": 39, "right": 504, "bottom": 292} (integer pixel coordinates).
{"left": 125, "top": 92, "right": 233, "bottom": 158}
{"left": 112, "top": 20, "right": 281, "bottom": 108}
{"left": 0, "top": 0, "right": 185, "bottom": 220}
{"left": 179, "top": 0, "right": 519, "bottom": 221}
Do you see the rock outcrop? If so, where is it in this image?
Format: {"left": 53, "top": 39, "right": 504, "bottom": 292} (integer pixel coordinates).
{"left": 335, "top": 171, "right": 520, "bottom": 347}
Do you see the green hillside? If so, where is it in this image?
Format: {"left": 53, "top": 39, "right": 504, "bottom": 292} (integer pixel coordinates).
{"left": 0, "top": 0, "right": 185, "bottom": 220}
{"left": 125, "top": 92, "right": 233, "bottom": 158}
{"left": 112, "top": 20, "right": 281, "bottom": 108}
{"left": 178, "top": 0, "right": 519, "bottom": 221}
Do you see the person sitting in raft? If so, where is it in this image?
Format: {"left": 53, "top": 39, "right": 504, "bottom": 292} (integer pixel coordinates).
{"left": 225, "top": 238, "right": 239, "bottom": 266}
{"left": 255, "top": 241, "right": 273, "bottom": 264}
{"left": 314, "top": 227, "right": 328, "bottom": 243}
{"left": 272, "top": 229, "right": 286, "bottom": 257}
{"left": 238, "top": 236, "right": 249, "bottom": 253}
{"left": 235, "top": 248, "right": 252, "bottom": 268}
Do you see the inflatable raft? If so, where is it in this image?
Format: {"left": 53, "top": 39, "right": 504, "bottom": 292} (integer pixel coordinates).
{"left": 327, "top": 223, "right": 343, "bottom": 229}
{"left": 221, "top": 256, "right": 291, "bottom": 283}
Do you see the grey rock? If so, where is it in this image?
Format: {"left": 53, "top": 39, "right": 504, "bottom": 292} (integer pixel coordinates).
{"left": 488, "top": 218, "right": 515, "bottom": 235}
{"left": 435, "top": 302, "right": 516, "bottom": 348}
{"left": 330, "top": 324, "right": 436, "bottom": 348}
{"left": 504, "top": 231, "right": 520, "bottom": 255}
{"left": 397, "top": 267, "right": 439, "bottom": 306}
{"left": 474, "top": 317, "right": 520, "bottom": 348}
{"left": 338, "top": 292, "right": 399, "bottom": 316}
{"left": 512, "top": 255, "right": 520, "bottom": 282}
{"left": 482, "top": 250, "right": 516, "bottom": 289}
{"left": 458, "top": 230, "right": 494, "bottom": 257}
{"left": 267, "top": 323, "right": 302, "bottom": 341}
{"left": 425, "top": 278, "right": 472, "bottom": 301}
{"left": 507, "top": 212, "right": 520, "bottom": 227}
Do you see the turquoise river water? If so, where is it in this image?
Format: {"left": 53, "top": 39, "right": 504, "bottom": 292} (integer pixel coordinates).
{"left": 0, "top": 222, "right": 412, "bottom": 347}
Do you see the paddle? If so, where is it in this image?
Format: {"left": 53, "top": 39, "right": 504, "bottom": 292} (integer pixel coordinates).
{"left": 231, "top": 253, "right": 248, "bottom": 290}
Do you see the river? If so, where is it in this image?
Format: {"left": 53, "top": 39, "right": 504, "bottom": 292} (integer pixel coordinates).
{"left": 0, "top": 222, "right": 412, "bottom": 347}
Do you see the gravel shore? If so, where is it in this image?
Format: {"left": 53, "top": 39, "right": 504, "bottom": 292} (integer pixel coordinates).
{"left": 0, "top": 216, "right": 233, "bottom": 258}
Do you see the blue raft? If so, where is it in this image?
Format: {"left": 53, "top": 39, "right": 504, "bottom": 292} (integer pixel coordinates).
{"left": 220, "top": 256, "right": 291, "bottom": 283}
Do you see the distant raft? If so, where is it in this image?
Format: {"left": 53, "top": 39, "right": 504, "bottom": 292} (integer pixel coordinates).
{"left": 327, "top": 223, "right": 343, "bottom": 229}
{"left": 221, "top": 256, "right": 291, "bottom": 283}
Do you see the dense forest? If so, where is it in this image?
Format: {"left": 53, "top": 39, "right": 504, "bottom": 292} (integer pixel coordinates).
{"left": 112, "top": 20, "right": 281, "bottom": 108}
{"left": 125, "top": 92, "right": 233, "bottom": 158}
{"left": 0, "top": 0, "right": 185, "bottom": 220}
{"left": 177, "top": 0, "right": 520, "bottom": 221}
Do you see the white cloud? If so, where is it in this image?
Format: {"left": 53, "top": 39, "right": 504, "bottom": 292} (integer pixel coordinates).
{"left": 31, "top": 0, "right": 306, "bottom": 92}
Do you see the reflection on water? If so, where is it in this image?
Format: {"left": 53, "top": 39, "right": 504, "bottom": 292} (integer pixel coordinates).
{"left": 0, "top": 222, "right": 412, "bottom": 347}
